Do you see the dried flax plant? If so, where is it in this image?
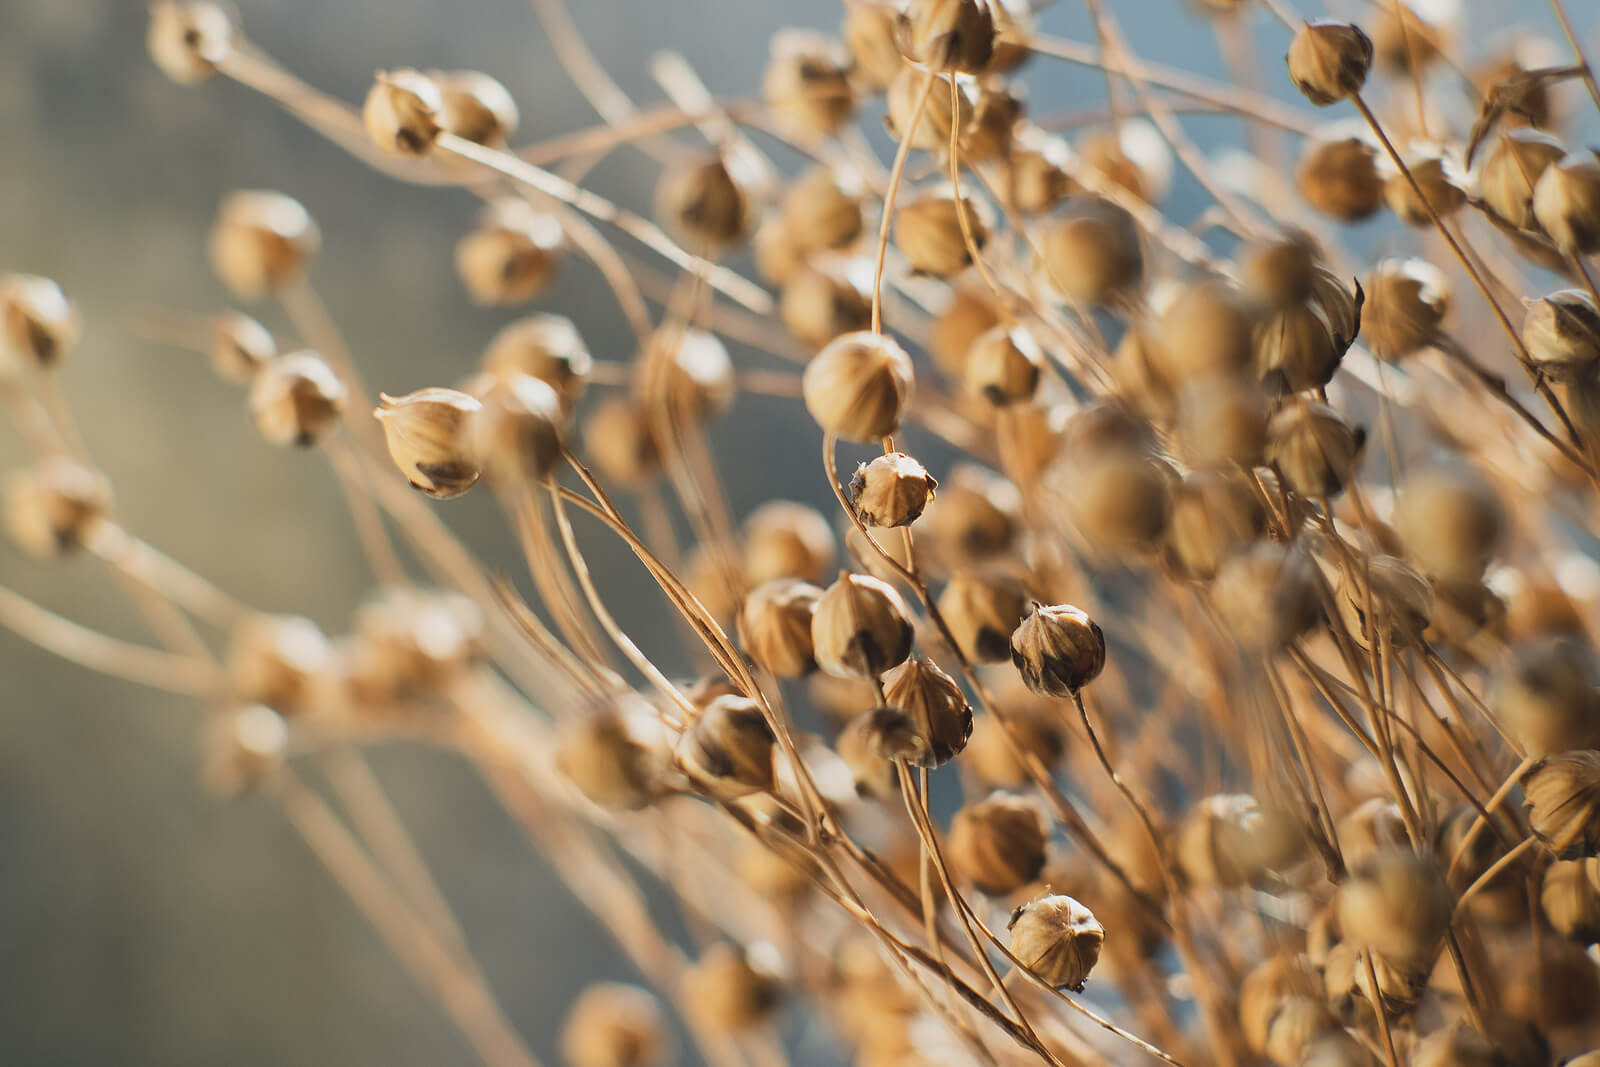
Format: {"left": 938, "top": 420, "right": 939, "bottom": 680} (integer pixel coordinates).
{"left": 7, "top": 0, "right": 1600, "bottom": 1064}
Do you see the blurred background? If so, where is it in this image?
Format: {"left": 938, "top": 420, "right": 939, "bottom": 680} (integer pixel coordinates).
{"left": 0, "top": 0, "right": 1589, "bottom": 1064}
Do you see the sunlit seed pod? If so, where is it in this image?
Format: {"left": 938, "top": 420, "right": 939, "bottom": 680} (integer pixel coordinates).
{"left": 454, "top": 198, "right": 564, "bottom": 305}
{"left": 1338, "top": 849, "right": 1453, "bottom": 971}
{"left": 1336, "top": 796, "right": 1410, "bottom": 870}
{"left": 208, "top": 190, "right": 321, "bottom": 301}
{"left": 1383, "top": 152, "right": 1466, "bottom": 226}
{"left": 1335, "top": 554, "right": 1433, "bottom": 650}
{"left": 479, "top": 314, "right": 591, "bottom": 415}
{"left": 1297, "top": 135, "right": 1383, "bottom": 222}
{"left": 582, "top": 397, "right": 659, "bottom": 487}
{"left": 779, "top": 259, "right": 873, "bottom": 348}
{"left": 1363, "top": 257, "right": 1448, "bottom": 360}
{"left": 1239, "top": 954, "right": 1322, "bottom": 1058}
{"left": 206, "top": 310, "right": 275, "bottom": 383}
{"left": 1006, "top": 894, "right": 1104, "bottom": 991}
{"left": 1111, "top": 326, "right": 1173, "bottom": 421}
{"left": 1522, "top": 289, "right": 1600, "bottom": 381}
{"left": 560, "top": 983, "right": 672, "bottom": 1067}
{"left": 1003, "top": 126, "right": 1076, "bottom": 215}
{"left": 813, "top": 571, "right": 915, "bottom": 679}
{"left": 248, "top": 350, "right": 346, "bottom": 447}
{"left": 226, "top": 613, "right": 331, "bottom": 716}
{"left": 1480, "top": 127, "right": 1567, "bottom": 231}
{"left": 469, "top": 373, "right": 562, "bottom": 487}
{"left": 897, "top": 0, "right": 996, "bottom": 73}
{"left": 842, "top": 2, "right": 903, "bottom": 92}
{"left": 1533, "top": 149, "right": 1600, "bottom": 255}
{"left": 1151, "top": 279, "right": 1257, "bottom": 385}
{"left": 997, "top": 402, "right": 1066, "bottom": 484}
{"left": 1176, "top": 793, "right": 1306, "bottom": 888}
{"left": 834, "top": 709, "right": 899, "bottom": 796}
{"left": 984, "top": 0, "right": 1034, "bottom": 73}
{"left": 556, "top": 703, "right": 674, "bottom": 811}
{"left": 430, "top": 70, "right": 518, "bottom": 148}
{"left": 1286, "top": 19, "right": 1373, "bottom": 106}
{"left": 780, "top": 164, "right": 866, "bottom": 254}
{"left": 1394, "top": 465, "right": 1505, "bottom": 583}
{"left": 884, "top": 67, "right": 974, "bottom": 151}
{"left": 3, "top": 456, "right": 111, "bottom": 558}
{"left": 1266, "top": 401, "right": 1365, "bottom": 498}
{"left": 930, "top": 285, "right": 1002, "bottom": 378}
{"left": 949, "top": 791, "right": 1048, "bottom": 894}
{"left": 1501, "top": 563, "right": 1595, "bottom": 643}
{"left": 920, "top": 464, "right": 1019, "bottom": 566}
{"left": 959, "top": 84, "right": 1023, "bottom": 164}
{"left": 0, "top": 274, "right": 79, "bottom": 370}
{"left": 1010, "top": 603, "right": 1104, "bottom": 697}
{"left": 642, "top": 326, "right": 736, "bottom": 422}
{"left": 1175, "top": 374, "right": 1268, "bottom": 469}
{"left": 1211, "top": 541, "right": 1321, "bottom": 654}
{"left": 802, "top": 330, "right": 914, "bottom": 442}
{"left": 880, "top": 655, "right": 972, "bottom": 766}
{"left": 683, "top": 943, "right": 783, "bottom": 1035}
{"left": 1526, "top": 750, "right": 1600, "bottom": 857}
{"left": 363, "top": 69, "right": 444, "bottom": 156}
{"left": 938, "top": 569, "right": 1027, "bottom": 663}
{"left": 676, "top": 694, "right": 776, "bottom": 800}
{"left": 1079, "top": 121, "right": 1173, "bottom": 205}
{"left": 895, "top": 186, "right": 989, "bottom": 277}
{"left": 1164, "top": 471, "right": 1266, "bottom": 581}
{"left": 743, "top": 501, "right": 836, "bottom": 587}
{"left": 1495, "top": 637, "right": 1600, "bottom": 759}
{"left": 1039, "top": 198, "right": 1143, "bottom": 306}
{"left": 374, "top": 388, "right": 482, "bottom": 500}
{"left": 147, "top": 1, "right": 234, "bottom": 84}
{"left": 857, "top": 703, "right": 930, "bottom": 765}
{"left": 762, "top": 30, "right": 856, "bottom": 146}
{"left": 1239, "top": 230, "right": 1321, "bottom": 310}
{"left": 1061, "top": 448, "right": 1174, "bottom": 557}
{"left": 1541, "top": 856, "right": 1600, "bottom": 943}
{"left": 738, "top": 579, "right": 821, "bottom": 679}
{"left": 657, "top": 153, "right": 763, "bottom": 249}
{"left": 849, "top": 451, "right": 937, "bottom": 528}
{"left": 1494, "top": 932, "right": 1600, "bottom": 1031}
{"left": 752, "top": 219, "right": 803, "bottom": 286}
{"left": 1426, "top": 576, "right": 1505, "bottom": 648}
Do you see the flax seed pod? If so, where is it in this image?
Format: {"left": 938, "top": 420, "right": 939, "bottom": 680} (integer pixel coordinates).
{"left": 1374, "top": 2, "right": 1451, "bottom": 74}
{"left": 1176, "top": 375, "right": 1269, "bottom": 469}
{"left": 834, "top": 709, "right": 899, "bottom": 796}
{"left": 780, "top": 259, "right": 872, "bottom": 348}
{"left": 1039, "top": 198, "right": 1143, "bottom": 306}
{"left": 431, "top": 70, "right": 517, "bottom": 149}
{"left": 1006, "top": 894, "right": 1104, "bottom": 991}
{"left": 813, "top": 571, "right": 914, "bottom": 679}
{"left": 1363, "top": 258, "right": 1448, "bottom": 360}
{"left": 1533, "top": 150, "right": 1600, "bottom": 255}
{"left": 1151, "top": 279, "right": 1257, "bottom": 385}
{"left": 802, "top": 330, "right": 914, "bottom": 442}
{"left": 849, "top": 451, "right": 936, "bottom": 528}
{"left": 896, "top": 186, "right": 989, "bottom": 277}
{"left": 1240, "top": 230, "right": 1320, "bottom": 310}
{"left": 1526, "top": 750, "right": 1600, "bottom": 857}
{"left": 455, "top": 199, "right": 564, "bottom": 305}
{"left": 657, "top": 153, "right": 763, "bottom": 249}
{"left": 964, "top": 704, "right": 1063, "bottom": 789}
{"left": 919, "top": 467, "right": 1017, "bottom": 568}
{"left": 0, "top": 274, "right": 79, "bottom": 370}
{"left": 1338, "top": 849, "right": 1453, "bottom": 971}
{"left": 556, "top": 703, "right": 674, "bottom": 811}
{"left": 959, "top": 83, "right": 1022, "bottom": 164}
{"left": 3, "top": 456, "right": 111, "bottom": 558}
{"left": 1336, "top": 554, "right": 1434, "bottom": 649}
{"left": 480, "top": 313, "right": 591, "bottom": 415}
{"left": 949, "top": 791, "right": 1047, "bottom": 894}
{"left": 226, "top": 613, "right": 331, "bottom": 716}
{"left": 1337, "top": 797, "right": 1410, "bottom": 869}
{"left": 1541, "top": 857, "right": 1600, "bottom": 943}
{"left": 1394, "top": 465, "right": 1505, "bottom": 582}
{"left": 1286, "top": 20, "right": 1373, "bottom": 106}
{"left": 148, "top": 1, "right": 234, "bottom": 84}
{"left": 560, "top": 983, "right": 671, "bottom": 1067}
{"left": 880, "top": 655, "right": 972, "bottom": 766}
{"left": 203, "top": 704, "right": 288, "bottom": 795}
{"left": 1266, "top": 401, "right": 1365, "bottom": 498}
{"left": 1211, "top": 541, "right": 1321, "bottom": 654}
{"left": 1297, "top": 135, "right": 1383, "bottom": 222}
{"left": 249, "top": 350, "right": 346, "bottom": 447}
{"left": 1165, "top": 471, "right": 1266, "bottom": 581}
{"left": 582, "top": 398, "right": 658, "bottom": 487}
{"left": 930, "top": 285, "right": 1002, "bottom": 378}
{"left": 752, "top": 220, "right": 803, "bottom": 285}
{"left": 1253, "top": 302, "right": 1345, "bottom": 394}
{"left": 780, "top": 164, "right": 866, "bottom": 254}
{"left": 898, "top": 0, "right": 996, "bottom": 73}
{"left": 1010, "top": 603, "right": 1104, "bottom": 696}
{"left": 363, "top": 69, "right": 443, "bottom": 156}
{"left": 1062, "top": 445, "right": 1174, "bottom": 558}
{"left": 209, "top": 190, "right": 320, "bottom": 300}
{"left": 1433, "top": 804, "right": 1529, "bottom": 924}
{"left": 884, "top": 67, "right": 973, "bottom": 151}
{"left": 1239, "top": 954, "right": 1322, "bottom": 1059}
{"left": 470, "top": 373, "right": 563, "bottom": 487}
{"left": 743, "top": 502, "right": 835, "bottom": 587}
{"left": 739, "top": 579, "right": 821, "bottom": 679}
{"left": 677, "top": 694, "right": 776, "bottom": 800}
{"left": 206, "top": 310, "right": 275, "bottom": 383}
{"left": 1494, "top": 637, "right": 1600, "bottom": 758}
{"left": 763, "top": 30, "right": 856, "bottom": 145}
{"left": 1176, "top": 793, "right": 1306, "bottom": 888}
{"left": 683, "top": 942, "right": 783, "bottom": 1035}
{"left": 374, "top": 388, "right": 482, "bottom": 499}
{"left": 1523, "top": 289, "right": 1600, "bottom": 381}
{"left": 644, "top": 326, "right": 736, "bottom": 422}
{"left": 938, "top": 569, "right": 1027, "bottom": 663}
{"left": 854, "top": 703, "right": 929, "bottom": 766}
{"left": 1004, "top": 126, "right": 1075, "bottom": 215}
{"left": 1383, "top": 151, "right": 1466, "bottom": 226}
{"left": 1481, "top": 128, "right": 1567, "bottom": 231}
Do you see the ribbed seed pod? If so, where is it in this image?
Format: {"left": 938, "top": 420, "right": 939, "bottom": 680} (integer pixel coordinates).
{"left": 780, "top": 164, "right": 866, "bottom": 254}
{"left": 1080, "top": 122, "right": 1173, "bottom": 205}
{"left": 1165, "top": 471, "right": 1266, "bottom": 580}
{"left": 779, "top": 260, "right": 872, "bottom": 348}
{"left": 0, "top": 274, "right": 79, "bottom": 368}
{"left": 884, "top": 67, "right": 974, "bottom": 151}
{"left": 1010, "top": 603, "right": 1105, "bottom": 696}
{"left": 1266, "top": 401, "right": 1365, "bottom": 498}
{"left": 849, "top": 451, "right": 936, "bottom": 528}
{"left": 1239, "top": 954, "right": 1322, "bottom": 1058}
{"left": 1534, "top": 150, "right": 1600, "bottom": 253}
{"left": 1337, "top": 849, "right": 1453, "bottom": 971}
{"left": 433, "top": 70, "right": 518, "bottom": 148}
{"left": 1394, "top": 466, "right": 1505, "bottom": 582}
{"left": 209, "top": 190, "right": 321, "bottom": 300}
{"left": 560, "top": 983, "right": 672, "bottom": 1067}
{"left": 556, "top": 703, "right": 674, "bottom": 811}
{"left": 1541, "top": 857, "right": 1600, "bottom": 943}
{"left": 880, "top": 655, "right": 972, "bottom": 766}
{"left": 207, "top": 310, "right": 275, "bottom": 383}
{"left": 374, "top": 388, "right": 482, "bottom": 499}
{"left": 3, "top": 456, "right": 112, "bottom": 558}
{"left": 762, "top": 30, "right": 856, "bottom": 146}
{"left": 1480, "top": 128, "right": 1566, "bottom": 230}
{"left": 834, "top": 709, "right": 899, "bottom": 796}
{"left": 1525, "top": 750, "right": 1600, "bottom": 856}
{"left": 148, "top": 1, "right": 234, "bottom": 84}
{"left": 1494, "top": 637, "right": 1600, "bottom": 758}
{"left": 677, "top": 694, "right": 776, "bottom": 799}
{"left": 802, "top": 331, "right": 914, "bottom": 442}
{"left": 739, "top": 579, "right": 821, "bottom": 679}
{"left": 656, "top": 153, "right": 763, "bottom": 249}
{"left": 813, "top": 571, "right": 915, "bottom": 679}
{"left": 1522, "top": 289, "right": 1600, "bottom": 381}
{"left": 938, "top": 570, "right": 1027, "bottom": 663}
{"left": 1253, "top": 301, "right": 1344, "bottom": 393}
{"left": 480, "top": 314, "right": 591, "bottom": 415}
{"left": 1006, "top": 894, "right": 1104, "bottom": 991}
{"left": 959, "top": 84, "right": 1022, "bottom": 164}
{"left": 1151, "top": 279, "right": 1256, "bottom": 386}
{"left": 455, "top": 199, "right": 564, "bottom": 305}
{"left": 1363, "top": 257, "right": 1448, "bottom": 360}
{"left": 897, "top": 0, "right": 996, "bottom": 73}
{"left": 682, "top": 943, "right": 784, "bottom": 1034}
{"left": 1297, "top": 135, "right": 1383, "bottom": 222}
{"left": 949, "top": 791, "right": 1048, "bottom": 894}
{"left": 930, "top": 285, "right": 1002, "bottom": 377}
{"left": 1039, "top": 198, "right": 1143, "bottom": 306}
{"left": 1211, "top": 541, "right": 1321, "bottom": 654}
{"left": 842, "top": 2, "right": 903, "bottom": 92}
{"left": 1384, "top": 152, "right": 1466, "bottom": 226}
{"left": 363, "top": 69, "right": 443, "bottom": 156}
{"left": 743, "top": 501, "right": 836, "bottom": 586}
{"left": 963, "top": 323, "right": 1042, "bottom": 406}
{"left": 895, "top": 186, "right": 989, "bottom": 277}
{"left": 249, "top": 351, "right": 347, "bottom": 447}
{"left": 1287, "top": 20, "right": 1373, "bottom": 106}
{"left": 226, "top": 613, "right": 331, "bottom": 716}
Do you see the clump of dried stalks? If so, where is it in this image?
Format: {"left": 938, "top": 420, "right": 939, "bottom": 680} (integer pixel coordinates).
{"left": 5, "top": 0, "right": 1600, "bottom": 1064}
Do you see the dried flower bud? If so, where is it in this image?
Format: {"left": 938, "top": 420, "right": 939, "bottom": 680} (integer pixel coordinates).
{"left": 802, "top": 330, "right": 914, "bottom": 442}
{"left": 227, "top": 613, "right": 331, "bottom": 715}
{"left": 1177, "top": 793, "right": 1306, "bottom": 888}
{"left": 938, "top": 570, "right": 1027, "bottom": 663}
{"left": 455, "top": 199, "right": 564, "bottom": 305}
{"left": 0, "top": 274, "right": 78, "bottom": 370}
{"left": 1253, "top": 303, "right": 1344, "bottom": 394}
{"left": 1240, "top": 231, "right": 1321, "bottom": 310}
{"left": 1007, "top": 894, "right": 1104, "bottom": 991}
{"left": 1481, "top": 128, "right": 1566, "bottom": 231}
{"left": 780, "top": 165, "right": 866, "bottom": 255}
{"left": 880, "top": 655, "right": 973, "bottom": 766}
{"left": 208, "top": 190, "right": 320, "bottom": 301}
{"left": 898, "top": 0, "right": 996, "bottom": 73}
{"left": 374, "top": 388, "right": 482, "bottom": 499}
{"left": 1010, "top": 603, "right": 1105, "bottom": 696}
{"left": 1523, "top": 289, "right": 1600, "bottom": 381}
{"left": 1395, "top": 466, "right": 1504, "bottom": 582}
{"left": 835, "top": 709, "right": 900, "bottom": 795}
{"left": 469, "top": 373, "right": 563, "bottom": 486}
{"left": 1004, "top": 126, "right": 1075, "bottom": 214}
{"left": 857, "top": 703, "right": 930, "bottom": 765}
{"left": 896, "top": 186, "right": 989, "bottom": 277}
{"left": 3, "top": 457, "right": 111, "bottom": 558}
{"left": 363, "top": 69, "right": 443, "bottom": 156}
{"left": 1534, "top": 150, "right": 1600, "bottom": 254}
{"left": 1298, "top": 135, "right": 1383, "bottom": 222}
{"left": 682, "top": 943, "right": 783, "bottom": 1034}
{"left": 949, "top": 791, "right": 1047, "bottom": 893}
{"left": 206, "top": 310, "right": 275, "bottom": 383}
{"left": 582, "top": 398, "right": 658, "bottom": 487}
{"left": 677, "top": 694, "right": 776, "bottom": 799}
{"left": 739, "top": 579, "right": 821, "bottom": 679}
{"left": 963, "top": 324, "right": 1042, "bottom": 406}
{"left": 850, "top": 452, "right": 937, "bottom": 528}
{"left": 1266, "top": 401, "right": 1365, "bottom": 498}
{"left": 1526, "top": 750, "right": 1600, "bottom": 857}
{"left": 248, "top": 351, "right": 346, "bottom": 447}
{"left": 1212, "top": 541, "right": 1321, "bottom": 653}
{"left": 560, "top": 983, "right": 671, "bottom": 1067}
{"left": 1039, "top": 198, "right": 1143, "bottom": 306}
{"left": 1336, "top": 554, "right": 1433, "bottom": 650}
{"left": 1363, "top": 258, "right": 1448, "bottom": 360}
{"left": 763, "top": 31, "right": 856, "bottom": 145}
{"left": 432, "top": 70, "right": 518, "bottom": 148}
{"left": 813, "top": 571, "right": 914, "bottom": 679}
{"left": 657, "top": 154, "right": 763, "bottom": 249}
{"left": 1383, "top": 152, "right": 1466, "bottom": 226}
{"left": 1176, "top": 375, "right": 1268, "bottom": 469}
{"left": 780, "top": 260, "right": 872, "bottom": 348}
{"left": 1286, "top": 20, "right": 1373, "bottom": 106}
{"left": 1541, "top": 857, "right": 1600, "bottom": 943}
{"left": 743, "top": 501, "right": 836, "bottom": 586}
{"left": 641, "top": 327, "right": 736, "bottom": 422}
{"left": 148, "top": 1, "right": 234, "bottom": 84}
{"left": 1338, "top": 849, "right": 1453, "bottom": 970}
{"left": 1165, "top": 472, "right": 1266, "bottom": 580}
{"left": 557, "top": 703, "right": 674, "bottom": 811}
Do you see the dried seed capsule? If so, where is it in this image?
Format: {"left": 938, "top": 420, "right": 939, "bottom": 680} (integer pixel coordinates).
{"left": 1494, "top": 637, "right": 1600, "bottom": 758}
{"left": 560, "top": 983, "right": 672, "bottom": 1067}
{"left": 949, "top": 791, "right": 1047, "bottom": 894}
{"left": 921, "top": 465, "right": 1018, "bottom": 565}
{"left": 1337, "top": 849, "right": 1453, "bottom": 971}
{"left": 208, "top": 190, "right": 320, "bottom": 301}
{"left": 557, "top": 703, "right": 674, "bottom": 811}
{"left": 248, "top": 350, "right": 346, "bottom": 447}
{"left": 1240, "top": 231, "right": 1320, "bottom": 310}
{"left": 960, "top": 83, "right": 1022, "bottom": 164}
{"left": 850, "top": 451, "right": 936, "bottom": 528}
{"left": 207, "top": 310, "right": 276, "bottom": 383}
{"left": 743, "top": 501, "right": 835, "bottom": 586}
{"left": 480, "top": 313, "right": 591, "bottom": 415}
{"left": 1522, "top": 289, "right": 1600, "bottom": 381}
{"left": 857, "top": 703, "right": 930, "bottom": 765}
{"left": 1211, "top": 541, "right": 1321, "bottom": 654}
{"left": 780, "top": 260, "right": 872, "bottom": 348}
{"left": 1363, "top": 258, "right": 1448, "bottom": 360}
{"left": 363, "top": 69, "right": 443, "bottom": 156}
{"left": 779, "top": 164, "right": 866, "bottom": 255}
{"left": 1239, "top": 954, "right": 1322, "bottom": 1058}
{"left": 455, "top": 199, "right": 564, "bottom": 305}
{"left": 1337, "top": 796, "right": 1410, "bottom": 869}
{"left": 1175, "top": 375, "right": 1268, "bottom": 469}
{"left": 1151, "top": 279, "right": 1256, "bottom": 385}
{"left": 1039, "top": 198, "right": 1143, "bottom": 306}
{"left": 1383, "top": 152, "right": 1466, "bottom": 226}
{"left": 677, "top": 694, "right": 776, "bottom": 799}
{"left": 657, "top": 154, "right": 763, "bottom": 249}
{"left": 752, "top": 220, "right": 802, "bottom": 286}
{"left": 148, "top": 1, "right": 234, "bottom": 84}
{"left": 374, "top": 388, "right": 482, "bottom": 500}
{"left": 1481, "top": 128, "right": 1566, "bottom": 231}
{"left": 432, "top": 70, "right": 518, "bottom": 149}
{"left": 880, "top": 655, "right": 973, "bottom": 766}
{"left": 469, "top": 373, "right": 563, "bottom": 486}
{"left": 1526, "top": 750, "right": 1600, "bottom": 857}
{"left": 3, "top": 457, "right": 111, "bottom": 557}
{"left": 1006, "top": 894, "right": 1104, "bottom": 991}
{"left": 898, "top": 0, "right": 996, "bottom": 73}
{"left": 203, "top": 704, "right": 289, "bottom": 795}
{"left": 682, "top": 943, "right": 783, "bottom": 1034}
{"left": 813, "top": 571, "right": 914, "bottom": 679}
{"left": 1266, "top": 401, "right": 1365, "bottom": 498}
{"left": 1165, "top": 471, "right": 1266, "bottom": 581}
{"left": 1060, "top": 448, "right": 1174, "bottom": 558}
{"left": 1080, "top": 122, "right": 1173, "bottom": 206}
{"left": 834, "top": 709, "right": 899, "bottom": 796}
{"left": 1541, "top": 857, "right": 1600, "bottom": 943}
{"left": 1433, "top": 803, "right": 1529, "bottom": 924}
{"left": 896, "top": 187, "right": 989, "bottom": 277}
{"left": 1176, "top": 793, "right": 1306, "bottom": 888}
{"left": 0, "top": 274, "right": 79, "bottom": 370}
{"left": 763, "top": 30, "right": 856, "bottom": 145}
{"left": 582, "top": 398, "right": 658, "bottom": 487}
{"left": 1372, "top": 2, "right": 1447, "bottom": 74}
{"left": 1394, "top": 465, "right": 1504, "bottom": 582}
{"left": 964, "top": 705, "right": 1063, "bottom": 789}
{"left": 227, "top": 613, "right": 331, "bottom": 715}
{"left": 963, "top": 324, "right": 1042, "bottom": 406}
{"left": 1298, "top": 135, "right": 1383, "bottom": 222}
{"left": 1534, "top": 150, "right": 1600, "bottom": 254}
{"left": 1253, "top": 302, "right": 1344, "bottom": 393}
{"left": 739, "top": 579, "right": 822, "bottom": 679}
{"left": 1004, "top": 126, "right": 1075, "bottom": 215}
{"left": 1412, "top": 1025, "right": 1507, "bottom": 1067}
{"left": 640, "top": 326, "right": 736, "bottom": 422}
{"left": 1010, "top": 603, "right": 1105, "bottom": 697}
{"left": 1286, "top": 20, "right": 1373, "bottom": 106}
{"left": 930, "top": 285, "right": 1002, "bottom": 377}
{"left": 884, "top": 67, "right": 974, "bottom": 151}
{"left": 938, "top": 570, "right": 1027, "bottom": 663}
{"left": 1335, "top": 554, "right": 1434, "bottom": 650}
{"left": 842, "top": 2, "right": 903, "bottom": 92}
{"left": 802, "top": 330, "right": 914, "bottom": 442}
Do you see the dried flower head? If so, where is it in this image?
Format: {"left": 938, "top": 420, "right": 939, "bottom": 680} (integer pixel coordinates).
{"left": 1335, "top": 554, "right": 1434, "bottom": 650}
{"left": 780, "top": 164, "right": 866, "bottom": 254}
{"left": 1010, "top": 602, "right": 1105, "bottom": 696}
{"left": 353, "top": 587, "right": 484, "bottom": 694}
{"left": 1286, "top": 20, "right": 1374, "bottom": 107}
{"left": 898, "top": 0, "right": 996, "bottom": 73}
{"left": 779, "top": 260, "right": 872, "bottom": 349}
{"left": 1006, "top": 894, "right": 1104, "bottom": 991}
{"left": 849, "top": 451, "right": 937, "bottom": 528}
{"left": 468, "top": 373, "right": 563, "bottom": 486}
{"left": 1266, "top": 400, "right": 1365, "bottom": 498}
{"left": 1384, "top": 151, "right": 1466, "bottom": 226}
{"left": 1534, "top": 150, "right": 1600, "bottom": 255}
{"left": 480, "top": 313, "right": 591, "bottom": 415}
{"left": 455, "top": 199, "right": 565, "bottom": 305}
{"left": 560, "top": 983, "right": 672, "bottom": 1067}
{"left": 643, "top": 326, "right": 736, "bottom": 422}
{"left": 1240, "top": 230, "right": 1321, "bottom": 310}
{"left": 1480, "top": 128, "right": 1566, "bottom": 231}
{"left": 1337, "top": 849, "right": 1453, "bottom": 971}
{"left": 880, "top": 655, "right": 973, "bottom": 766}
{"left": 248, "top": 351, "right": 347, "bottom": 447}
{"left": 1004, "top": 126, "right": 1076, "bottom": 215}
{"left": 949, "top": 791, "right": 1047, "bottom": 894}
{"left": 1211, "top": 541, "right": 1321, "bottom": 653}
{"left": 1039, "top": 198, "right": 1143, "bottom": 306}
{"left": 1494, "top": 637, "right": 1600, "bottom": 758}
{"left": 363, "top": 69, "right": 444, "bottom": 156}
{"left": 374, "top": 387, "right": 483, "bottom": 499}
{"left": 1395, "top": 465, "right": 1505, "bottom": 582}
{"left": 743, "top": 501, "right": 836, "bottom": 587}
{"left": 657, "top": 154, "right": 763, "bottom": 249}
{"left": 1298, "top": 135, "right": 1383, "bottom": 222}
{"left": 1165, "top": 471, "right": 1266, "bottom": 580}
{"left": 1176, "top": 793, "right": 1306, "bottom": 888}
{"left": 802, "top": 330, "right": 914, "bottom": 442}
{"left": 1522, "top": 289, "right": 1600, "bottom": 381}
{"left": 812, "top": 571, "right": 914, "bottom": 679}
{"left": 3, "top": 456, "right": 111, "bottom": 558}
{"left": 963, "top": 323, "right": 1042, "bottom": 406}
{"left": 938, "top": 569, "right": 1027, "bottom": 663}
{"left": 921, "top": 464, "right": 1019, "bottom": 565}
{"left": 208, "top": 191, "right": 321, "bottom": 300}
{"left": 895, "top": 186, "right": 989, "bottom": 277}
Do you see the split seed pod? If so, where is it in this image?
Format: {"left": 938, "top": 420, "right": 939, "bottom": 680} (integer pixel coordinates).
{"left": 1480, "top": 128, "right": 1566, "bottom": 231}
{"left": 374, "top": 387, "right": 482, "bottom": 499}
{"left": 1010, "top": 603, "right": 1106, "bottom": 696}
{"left": 949, "top": 791, "right": 1048, "bottom": 894}
{"left": 556, "top": 703, "right": 674, "bottom": 811}
{"left": 1286, "top": 20, "right": 1374, "bottom": 106}
{"left": 209, "top": 190, "right": 321, "bottom": 300}
{"left": 1007, "top": 894, "right": 1104, "bottom": 991}
{"left": 560, "top": 983, "right": 672, "bottom": 1067}
{"left": 813, "top": 571, "right": 915, "bottom": 679}
{"left": 0, "top": 274, "right": 79, "bottom": 369}
{"left": 677, "top": 694, "right": 776, "bottom": 799}
{"left": 1522, "top": 289, "right": 1600, "bottom": 381}
{"left": 480, "top": 313, "right": 592, "bottom": 415}
{"left": 1297, "top": 135, "right": 1383, "bottom": 222}
{"left": 762, "top": 30, "right": 857, "bottom": 145}
{"left": 1039, "top": 198, "right": 1143, "bottom": 306}
{"left": 802, "top": 331, "right": 914, "bottom": 442}
{"left": 3, "top": 456, "right": 112, "bottom": 558}
{"left": 739, "top": 579, "right": 822, "bottom": 679}
{"left": 455, "top": 199, "right": 565, "bottom": 305}
{"left": 432, "top": 70, "right": 519, "bottom": 148}
{"left": 896, "top": 187, "right": 989, "bottom": 277}
{"left": 1533, "top": 150, "right": 1600, "bottom": 254}
{"left": 248, "top": 351, "right": 347, "bottom": 447}
{"left": 1363, "top": 258, "right": 1448, "bottom": 360}
{"left": 963, "top": 323, "right": 1043, "bottom": 406}
{"left": 1335, "top": 554, "right": 1434, "bottom": 650}
{"left": 849, "top": 451, "right": 937, "bottom": 528}
{"left": 880, "top": 655, "right": 973, "bottom": 766}
{"left": 1266, "top": 401, "right": 1365, "bottom": 498}
{"left": 938, "top": 569, "right": 1027, "bottom": 663}
{"left": 1525, "top": 750, "right": 1600, "bottom": 857}
{"left": 148, "top": 1, "right": 234, "bottom": 84}
{"left": 363, "top": 69, "right": 443, "bottom": 156}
